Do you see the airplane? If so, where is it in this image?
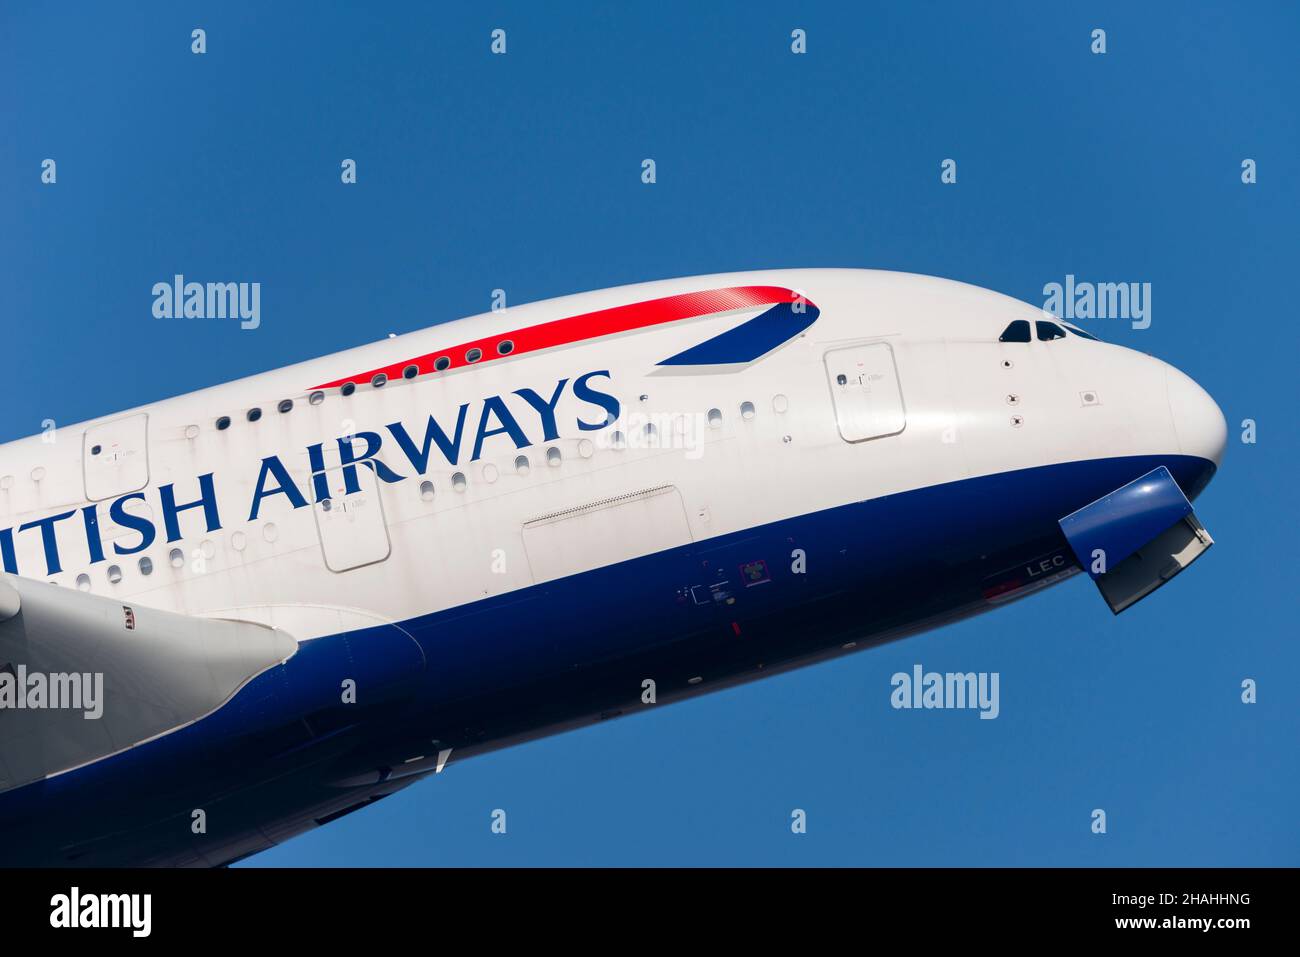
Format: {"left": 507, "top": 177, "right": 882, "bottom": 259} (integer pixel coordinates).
{"left": 0, "top": 268, "right": 1226, "bottom": 866}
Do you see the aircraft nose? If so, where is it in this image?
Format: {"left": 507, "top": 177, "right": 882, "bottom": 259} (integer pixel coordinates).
{"left": 1165, "top": 363, "right": 1227, "bottom": 470}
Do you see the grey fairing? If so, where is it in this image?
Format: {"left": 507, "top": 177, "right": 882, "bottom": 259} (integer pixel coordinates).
{"left": 0, "top": 574, "right": 296, "bottom": 793}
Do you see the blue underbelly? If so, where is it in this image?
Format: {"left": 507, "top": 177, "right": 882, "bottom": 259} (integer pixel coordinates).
{"left": 0, "top": 452, "right": 1216, "bottom": 865}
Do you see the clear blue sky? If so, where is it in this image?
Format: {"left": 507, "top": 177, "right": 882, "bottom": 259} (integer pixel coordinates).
{"left": 2, "top": 1, "right": 1295, "bottom": 866}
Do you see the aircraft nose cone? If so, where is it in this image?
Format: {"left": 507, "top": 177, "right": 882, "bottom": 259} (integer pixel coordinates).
{"left": 1166, "top": 363, "right": 1227, "bottom": 470}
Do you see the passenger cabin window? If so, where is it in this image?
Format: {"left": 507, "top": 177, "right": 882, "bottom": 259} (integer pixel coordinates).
{"left": 998, "top": 320, "right": 1032, "bottom": 343}
{"left": 1036, "top": 320, "right": 1067, "bottom": 341}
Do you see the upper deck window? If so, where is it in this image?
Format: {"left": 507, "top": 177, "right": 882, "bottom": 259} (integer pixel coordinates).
{"left": 998, "top": 320, "right": 1032, "bottom": 343}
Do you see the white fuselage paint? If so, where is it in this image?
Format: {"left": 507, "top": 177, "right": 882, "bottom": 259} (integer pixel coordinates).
{"left": 0, "top": 270, "right": 1217, "bottom": 645}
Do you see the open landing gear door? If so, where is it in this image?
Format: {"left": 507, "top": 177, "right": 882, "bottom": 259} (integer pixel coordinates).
{"left": 1059, "top": 466, "right": 1213, "bottom": 615}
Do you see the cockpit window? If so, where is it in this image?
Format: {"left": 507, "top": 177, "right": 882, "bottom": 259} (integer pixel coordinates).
{"left": 998, "top": 320, "right": 1032, "bottom": 343}
{"left": 1063, "top": 322, "right": 1101, "bottom": 342}
{"left": 1035, "top": 320, "right": 1067, "bottom": 341}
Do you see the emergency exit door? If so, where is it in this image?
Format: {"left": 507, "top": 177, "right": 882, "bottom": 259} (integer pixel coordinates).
{"left": 825, "top": 343, "right": 906, "bottom": 442}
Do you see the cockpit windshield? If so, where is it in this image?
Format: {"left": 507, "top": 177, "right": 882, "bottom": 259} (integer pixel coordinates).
{"left": 1062, "top": 322, "right": 1102, "bottom": 341}
{"left": 999, "top": 319, "right": 1103, "bottom": 343}
{"left": 998, "top": 320, "right": 1032, "bottom": 343}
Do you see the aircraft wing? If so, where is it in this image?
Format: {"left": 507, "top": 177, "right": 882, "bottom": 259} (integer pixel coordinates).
{"left": 0, "top": 574, "right": 296, "bottom": 794}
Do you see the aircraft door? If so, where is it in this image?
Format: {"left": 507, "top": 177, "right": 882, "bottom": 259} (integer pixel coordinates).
{"left": 312, "top": 463, "right": 392, "bottom": 572}
{"left": 83, "top": 413, "right": 150, "bottom": 501}
{"left": 825, "top": 343, "right": 906, "bottom": 442}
